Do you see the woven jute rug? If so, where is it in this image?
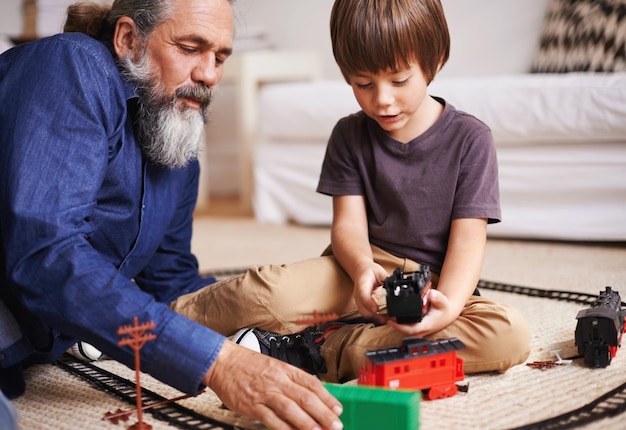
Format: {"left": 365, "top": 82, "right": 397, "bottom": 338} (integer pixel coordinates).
{"left": 10, "top": 217, "right": 626, "bottom": 429}
{"left": 10, "top": 283, "right": 626, "bottom": 430}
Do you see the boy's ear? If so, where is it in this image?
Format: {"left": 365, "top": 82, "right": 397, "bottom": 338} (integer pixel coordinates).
{"left": 113, "top": 16, "right": 139, "bottom": 60}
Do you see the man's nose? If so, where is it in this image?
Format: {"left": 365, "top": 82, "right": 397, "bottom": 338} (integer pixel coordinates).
{"left": 193, "top": 54, "right": 221, "bottom": 87}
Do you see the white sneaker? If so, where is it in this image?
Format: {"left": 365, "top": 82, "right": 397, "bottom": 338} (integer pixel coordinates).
{"left": 67, "top": 341, "right": 106, "bottom": 361}
{"left": 231, "top": 328, "right": 261, "bottom": 353}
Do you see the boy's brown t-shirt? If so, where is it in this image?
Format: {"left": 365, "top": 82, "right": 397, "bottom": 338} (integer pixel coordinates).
{"left": 317, "top": 98, "right": 500, "bottom": 271}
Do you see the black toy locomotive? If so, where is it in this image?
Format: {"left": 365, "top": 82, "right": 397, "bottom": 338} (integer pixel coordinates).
{"left": 384, "top": 266, "right": 432, "bottom": 324}
{"left": 575, "top": 286, "right": 626, "bottom": 368}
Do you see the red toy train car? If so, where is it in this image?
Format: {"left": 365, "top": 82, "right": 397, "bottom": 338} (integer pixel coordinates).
{"left": 358, "top": 337, "right": 466, "bottom": 400}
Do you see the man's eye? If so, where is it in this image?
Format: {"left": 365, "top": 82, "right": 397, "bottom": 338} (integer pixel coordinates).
{"left": 179, "top": 45, "right": 197, "bottom": 53}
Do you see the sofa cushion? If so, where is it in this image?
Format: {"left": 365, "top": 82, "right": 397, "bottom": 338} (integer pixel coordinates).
{"left": 259, "top": 73, "right": 626, "bottom": 147}
{"left": 429, "top": 72, "right": 626, "bottom": 146}
{"left": 259, "top": 80, "right": 358, "bottom": 141}
{"left": 531, "top": 0, "right": 626, "bottom": 73}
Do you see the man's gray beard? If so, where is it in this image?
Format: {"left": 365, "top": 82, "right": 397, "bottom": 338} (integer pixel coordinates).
{"left": 120, "top": 53, "right": 213, "bottom": 168}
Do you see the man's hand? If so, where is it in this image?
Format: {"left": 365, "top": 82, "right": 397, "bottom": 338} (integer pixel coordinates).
{"left": 204, "top": 341, "right": 343, "bottom": 430}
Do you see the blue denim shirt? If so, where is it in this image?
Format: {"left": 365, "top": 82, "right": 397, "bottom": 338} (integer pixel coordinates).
{"left": 0, "top": 33, "right": 222, "bottom": 396}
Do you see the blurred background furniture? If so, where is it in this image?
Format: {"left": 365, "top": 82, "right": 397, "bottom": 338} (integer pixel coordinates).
{"left": 250, "top": 0, "right": 626, "bottom": 241}
{"left": 202, "top": 50, "right": 321, "bottom": 213}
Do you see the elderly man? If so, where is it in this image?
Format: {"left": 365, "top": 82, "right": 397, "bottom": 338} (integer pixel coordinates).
{"left": 0, "top": 1, "right": 343, "bottom": 429}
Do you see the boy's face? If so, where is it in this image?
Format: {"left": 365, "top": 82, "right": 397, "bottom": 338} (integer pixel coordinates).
{"left": 347, "top": 62, "right": 433, "bottom": 143}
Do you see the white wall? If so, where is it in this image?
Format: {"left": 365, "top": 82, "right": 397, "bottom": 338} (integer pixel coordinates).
{"left": 1, "top": 0, "right": 551, "bottom": 77}
{"left": 233, "top": 0, "right": 551, "bottom": 79}
{"left": 437, "top": 0, "right": 550, "bottom": 77}
{"left": 0, "top": 0, "right": 85, "bottom": 39}
{"left": 0, "top": 0, "right": 22, "bottom": 37}
{"left": 233, "top": 0, "right": 341, "bottom": 79}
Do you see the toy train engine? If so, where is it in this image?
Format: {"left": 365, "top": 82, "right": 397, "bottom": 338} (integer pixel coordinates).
{"left": 575, "top": 286, "right": 626, "bottom": 368}
{"left": 358, "top": 337, "right": 466, "bottom": 400}
{"left": 384, "top": 266, "right": 432, "bottom": 324}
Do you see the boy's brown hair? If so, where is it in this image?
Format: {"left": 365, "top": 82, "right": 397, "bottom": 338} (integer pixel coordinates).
{"left": 330, "top": 0, "right": 450, "bottom": 84}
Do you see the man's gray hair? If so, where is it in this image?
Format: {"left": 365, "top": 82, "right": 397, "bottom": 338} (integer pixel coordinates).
{"left": 65, "top": 0, "right": 234, "bottom": 43}
{"left": 106, "top": 0, "right": 174, "bottom": 42}
{"left": 64, "top": 0, "right": 174, "bottom": 43}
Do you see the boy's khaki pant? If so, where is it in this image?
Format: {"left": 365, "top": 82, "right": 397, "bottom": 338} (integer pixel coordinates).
{"left": 171, "top": 245, "right": 531, "bottom": 382}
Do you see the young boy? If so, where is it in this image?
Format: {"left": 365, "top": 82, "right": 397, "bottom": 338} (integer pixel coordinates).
{"left": 171, "top": 0, "right": 530, "bottom": 382}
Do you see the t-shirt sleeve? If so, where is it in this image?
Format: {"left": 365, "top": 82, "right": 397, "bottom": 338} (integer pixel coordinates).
{"left": 317, "top": 116, "right": 365, "bottom": 197}
{"left": 452, "top": 127, "right": 501, "bottom": 224}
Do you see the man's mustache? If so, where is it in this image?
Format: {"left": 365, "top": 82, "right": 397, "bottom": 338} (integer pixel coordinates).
{"left": 174, "top": 85, "right": 214, "bottom": 107}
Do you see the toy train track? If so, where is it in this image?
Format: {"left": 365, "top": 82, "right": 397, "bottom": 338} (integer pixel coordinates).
{"left": 479, "top": 279, "right": 626, "bottom": 429}
{"left": 54, "top": 354, "right": 237, "bottom": 429}
{"left": 477, "top": 279, "right": 626, "bottom": 307}
{"left": 509, "top": 379, "right": 626, "bottom": 430}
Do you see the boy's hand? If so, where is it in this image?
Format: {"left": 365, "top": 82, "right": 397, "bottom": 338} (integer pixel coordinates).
{"left": 352, "top": 264, "right": 389, "bottom": 321}
{"left": 386, "top": 289, "right": 454, "bottom": 337}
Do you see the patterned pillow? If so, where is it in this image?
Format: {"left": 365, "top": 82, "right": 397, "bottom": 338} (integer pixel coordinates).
{"left": 531, "top": 0, "right": 626, "bottom": 73}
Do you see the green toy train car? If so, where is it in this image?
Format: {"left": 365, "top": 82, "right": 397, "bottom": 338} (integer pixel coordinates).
{"left": 324, "top": 383, "right": 421, "bottom": 430}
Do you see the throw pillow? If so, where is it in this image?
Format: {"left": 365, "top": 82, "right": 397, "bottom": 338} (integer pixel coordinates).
{"left": 531, "top": 0, "right": 626, "bottom": 72}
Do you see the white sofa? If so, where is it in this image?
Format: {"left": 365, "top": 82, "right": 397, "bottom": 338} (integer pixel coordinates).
{"left": 252, "top": 0, "right": 626, "bottom": 241}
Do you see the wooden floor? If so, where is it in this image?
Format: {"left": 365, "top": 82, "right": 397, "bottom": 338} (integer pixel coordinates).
{"left": 195, "top": 194, "right": 251, "bottom": 218}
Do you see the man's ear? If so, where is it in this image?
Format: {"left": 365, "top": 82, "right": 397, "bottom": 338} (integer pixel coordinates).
{"left": 113, "top": 16, "right": 139, "bottom": 60}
